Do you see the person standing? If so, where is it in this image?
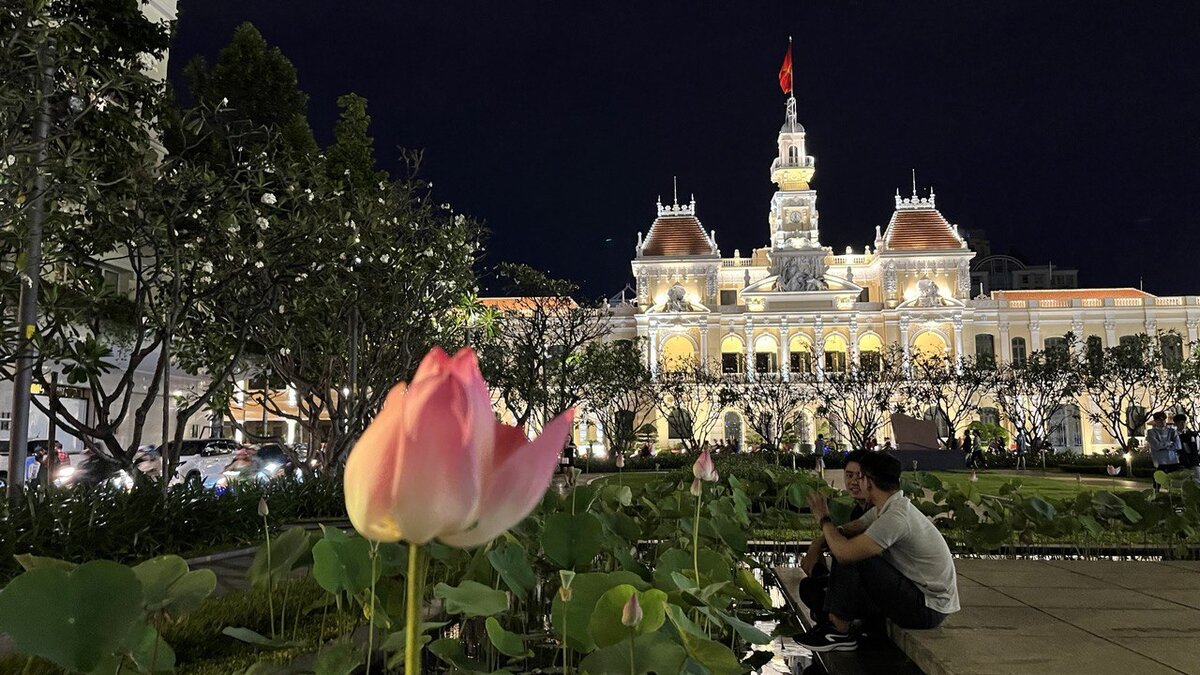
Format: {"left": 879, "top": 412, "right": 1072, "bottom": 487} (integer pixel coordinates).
{"left": 1015, "top": 430, "right": 1028, "bottom": 471}
{"left": 881, "top": 437, "right": 894, "bottom": 453}
{"left": 814, "top": 434, "right": 827, "bottom": 478}
{"left": 1146, "top": 411, "right": 1182, "bottom": 491}
{"left": 961, "top": 431, "right": 975, "bottom": 469}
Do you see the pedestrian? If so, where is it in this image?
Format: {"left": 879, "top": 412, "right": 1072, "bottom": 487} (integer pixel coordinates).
{"left": 1014, "top": 430, "right": 1028, "bottom": 471}
{"left": 1176, "top": 413, "right": 1200, "bottom": 485}
{"left": 881, "top": 437, "right": 894, "bottom": 453}
{"left": 815, "top": 434, "right": 827, "bottom": 477}
{"left": 962, "top": 430, "right": 975, "bottom": 469}
{"left": 1146, "top": 411, "right": 1182, "bottom": 491}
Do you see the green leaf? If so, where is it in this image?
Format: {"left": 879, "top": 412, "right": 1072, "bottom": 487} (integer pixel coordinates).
{"left": 588, "top": 585, "right": 668, "bottom": 648}
{"left": 541, "top": 512, "right": 605, "bottom": 569}
{"left": 124, "top": 622, "right": 176, "bottom": 673}
{"left": 732, "top": 569, "right": 765, "bottom": 603}
{"left": 577, "top": 632, "right": 687, "bottom": 675}
{"left": 786, "top": 482, "right": 812, "bottom": 509}
{"left": 485, "top": 617, "right": 532, "bottom": 658}
{"left": 221, "top": 627, "right": 304, "bottom": 649}
{"left": 1023, "top": 496, "right": 1057, "bottom": 521}
{"left": 248, "top": 526, "right": 315, "bottom": 590}
{"left": 311, "top": 532, "right": 374, "bottom": 596}
{"left": 551, "top": 571, "right": 648, "bottom": 652}
{"left": 0, "top": 560, "right": 144, "bottom": 673}
{"left": 667, "top": 605, "right": 742, "bottom": 674}
{"left": 314, "top": 641, "right": 362, "bottom": 675}
{"left": 132, "top": 555, "right": 216, "bottom": 616}
{"left": 487, "top": 543, "right": 537, "bottom": 599}
{"left": 428, "top": 637, "right": 488, "bottom": 672}
{"left": 653, "top": 547, "right": 733, "bottom": 588}
{"left": 828, "top": 496, "right": 857, "bottom": 525}
{"left": 433, "top": 580, "right": 509, "bottom": 617}
{"left": 716, "top": 610, "right": 772, "bottom": 644}
{"left": 13, "top": 554, "right": 77, "bottom": 573}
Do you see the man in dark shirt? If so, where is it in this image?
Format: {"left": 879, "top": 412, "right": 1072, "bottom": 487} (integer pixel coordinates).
{"left": 1175, "top": 414, "right": 1200, "bottom": 482}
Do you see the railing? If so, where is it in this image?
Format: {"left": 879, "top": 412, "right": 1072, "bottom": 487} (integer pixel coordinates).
{"left": 1037, "top": 299, "right": 1070, "bottom": 308}
{"left": 1156, "top": 297, "right": 1184, "bottom": 306}
{"left": 1007, "top": 300, "right": 1027, "bottom": 308}
{"left": 721, "top": 259, "right": 755, "bottom": 268}
{"left": 1114, "top": 298, "right": 1142, "bottom": 307}
{"left": 1081, "top": 298, "right": 1103, "bottom": 307}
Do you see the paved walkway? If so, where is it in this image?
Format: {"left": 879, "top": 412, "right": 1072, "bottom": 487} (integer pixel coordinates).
{"left": 891, "top": 558, "right": 1200, "bottom": 674}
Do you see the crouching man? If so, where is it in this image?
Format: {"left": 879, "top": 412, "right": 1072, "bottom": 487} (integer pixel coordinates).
{"left": 797, "top": 452, "right": 959, "bottom": 652}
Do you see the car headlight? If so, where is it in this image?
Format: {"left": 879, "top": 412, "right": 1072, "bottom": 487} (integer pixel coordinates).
{"left": 55, "top": 466, "right": 75, "bottom": 479}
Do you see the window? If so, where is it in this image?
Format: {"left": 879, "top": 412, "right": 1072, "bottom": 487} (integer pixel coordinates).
{"left": 721, "top": 352, "right": 743, "bottom": 375}
{"left": 1161, "top": 334, "right": 1184, "bottom": 370}
{"left": 859, "top": 351, "right": 882, "bottom": 372}
{"left": 979, "top": 407, "right": 1000, "bottom": 427}
{"left": 1044, "top": 336, "right": 1069, "bottom": 362}
{"left": 824, "top": 350, "right": 847, "bottom": 373}
{"left": 755, "top": 352, "right": 778, "bottom": 373}
{"left": 788, "top": 146, "right": 799, "bottom": 164}
{"left": 719, "top": 289, "right": 737, "bottom": 306}
{"left": 0, "top": 412, "right": 9, "bottom": 432}
{"left": 790, "top": 351, "right": 813, "bottom": 374}
{"left": 1126, "top": 405, "right": 1147, "bottom": 438}
{"left": 975, "top": 334, "right": 996, "bottom": 368}
{"left": 1119, "top": 335, "right": 1139, "bottom": 350}
{"left": 667, "top": 408, "right": 694, "bottom": 440}
{"left": 858, "top": 288, "right": 870, "bottom": 303}
{"left": 1011, "top": 337, "right": 1027, "bottom": 367}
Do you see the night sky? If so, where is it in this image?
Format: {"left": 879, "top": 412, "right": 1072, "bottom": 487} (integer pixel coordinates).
{"left": 169, "top": 1, "right": 1200, "bottom": 298}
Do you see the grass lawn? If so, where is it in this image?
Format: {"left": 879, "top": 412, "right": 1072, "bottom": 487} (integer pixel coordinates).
{"left": 928, "top": 470, "right": 1143, "bottom": 500}
{"left": 585, "top": 471, "right": 671, "bottom": 491}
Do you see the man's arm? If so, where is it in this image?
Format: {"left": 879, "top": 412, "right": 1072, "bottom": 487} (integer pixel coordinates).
{"left": 839, "top": 518, "right": 869, "bottom": 537}
{"left": 819, "top": 519, "right": 882, "bottom": 563}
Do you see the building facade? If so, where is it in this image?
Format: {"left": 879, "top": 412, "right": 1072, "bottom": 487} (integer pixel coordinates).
{"left": 615, "top": 93, "right": 1198, "bottom": 454}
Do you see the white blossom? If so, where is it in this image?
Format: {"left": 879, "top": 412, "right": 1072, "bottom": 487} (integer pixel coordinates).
{"left": 260, "top": 193, "right": 277, "bottom": 205}
{"left": 255, "top": 261, "right": 265, "bottom": 269}
{"left": 256, "top": 217, "right": 269, "bottom": 230}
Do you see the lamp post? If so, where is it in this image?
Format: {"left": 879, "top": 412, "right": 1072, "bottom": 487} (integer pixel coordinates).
{"left": 7, "top": 40, "right": 56, "bottom": 501}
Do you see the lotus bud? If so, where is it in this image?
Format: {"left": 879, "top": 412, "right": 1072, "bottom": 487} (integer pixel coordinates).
{"left": 1106, "top": 465, "right": 1120, "bottom": 476}
{"left": 257, "top": 497, "right": 269, "bottom": 517}
{"left": 615, "top": 453, "right": 625, "bottom": 469}
{"left": 559, "top": 570, "right": 575, "bottom": 602}
{"left": 690, "top": 477, "right": 702, "bottom": 497}
{"left": 692, "top": 449, "right": 718, "bottom": 482}
{"left": 621, "top": 593, "right": 643, "bottom": 627}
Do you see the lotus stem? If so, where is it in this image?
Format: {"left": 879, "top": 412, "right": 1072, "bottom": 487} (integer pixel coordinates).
{"left": 367, "top": 541, "right": 378, "bottom": 673}
{"left": 628, "top": 630, "right": 636, "bottom": 675}
{"left": 406, "top": 542, "right": 423, "bottom": 675}
{"left": 263, "top": 514, "right": 274, "bottom": 638}
{"left": 693, "top": 488, "right": 703, "bottom": 585}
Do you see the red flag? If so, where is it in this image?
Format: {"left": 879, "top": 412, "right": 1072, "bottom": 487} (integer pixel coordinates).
{"left": 778, "top": 41, "right": 793, "bottom": 94}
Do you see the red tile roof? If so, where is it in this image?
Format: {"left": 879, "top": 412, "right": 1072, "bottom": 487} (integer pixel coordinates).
{"left": 883, "top": 208, "right": 963, "bottom": 251}
{"left": 641, "top": 215, "right": 714, "bottom": 257}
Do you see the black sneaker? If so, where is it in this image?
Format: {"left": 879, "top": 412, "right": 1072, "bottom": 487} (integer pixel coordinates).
{"left": 796, "top": 625, "right": 858, "bottom": 652}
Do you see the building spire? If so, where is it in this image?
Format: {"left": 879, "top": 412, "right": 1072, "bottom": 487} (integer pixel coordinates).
{"left": 911, "top": 169, "right": 917, "bottom": 197}
{"left": 673, "top": 175, "right": 678, "bottom": 205}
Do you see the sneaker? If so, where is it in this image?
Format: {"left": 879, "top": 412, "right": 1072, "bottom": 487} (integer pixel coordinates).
{"left": 795, "top": 625, "right": 858, "bottom": 652}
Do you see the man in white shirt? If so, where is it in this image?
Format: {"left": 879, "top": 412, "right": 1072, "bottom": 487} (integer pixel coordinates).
{"left": 1146, "top": 411, "right": 1182, "bottom": 491}
{"left": 798, "top": 452, "right": 959, "bottom": 652}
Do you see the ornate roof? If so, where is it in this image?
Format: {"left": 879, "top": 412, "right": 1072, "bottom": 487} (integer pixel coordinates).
{"left": 881, "top": 194, "right": 965, "bottom": 252}
{"left": 637, "top": 198, "right": 718, "bottom": 258}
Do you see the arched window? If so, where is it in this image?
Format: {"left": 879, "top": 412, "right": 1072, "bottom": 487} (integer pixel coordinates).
{"left": 787, "top": 145, "right": 799, "bottom": 164}
{"left": 823, "top": 335, "right": 848, "bottom": 373}
{"left": 720, "top": 335, "right": 744, "bottom": 375}
{"left": 913, "top": 331, "right": 947, "bottom": 358}
{"left": 1011, "top": 337, "right": 1027, "bottom": 367}
{"left": 858, "top": 334, "right": 884, "bottom": 371}
{"left": 754, "top": 334, "right": 779, "bottom": 374}
{"left": 789, "top": 335, "right": 813, "bottom": 374}
{"left": 1044, "top": 336, "right": 1069, "bottom": 363}
{"left": 661, "top": 335, "right": 694, "bottom": 371}
{"left": 723, "top": 410, "right": 742, "bottom": 447}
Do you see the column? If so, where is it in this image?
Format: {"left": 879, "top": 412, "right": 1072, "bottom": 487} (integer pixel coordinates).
{"left": 745, "top": 319, "right": 755, "bottom": 380}
{"left": 1071, "top": 317, "right": 1085, "bottom": 358}
{"left": 699, "top": 320, "right": 710, "bottom": 365}
{"left": 953, "top": 314, "right": 964, "bottom": 374}
{"left": 1104, "top": 318, "right": 1117, "bottom": 347}
{"left": 998, "top": 321, "right": 1011, "bottom": 365}
{"left": 648, "top": 326, "right": 659, "bottom": 377}
{"left": 814, "top": 317, "right": 825, "bottom": 381}
{"left": 781, "top": 322, "right": 791, "bottom": 381}
{"left": 1029, "top": 318, "right": 1041, "bottom": 351}
{"left": 899, "top": 315, "right": 911, "bottom": 373}
{"left": 849, "top": 315, "right": 860, "bottom": 373}
{"left": 1188, "top": 318, "right": 1199, "bottom": 356}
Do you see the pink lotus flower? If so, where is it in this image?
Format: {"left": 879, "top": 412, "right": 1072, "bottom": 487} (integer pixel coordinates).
{"left": 693, "top": 448, "right": 718, "bottom": 483}
{"left": 344, "top": 347, "right": 575, "bottom": 547}
{"left": 1106, "top": 465, "right": 1121, "bottom": 476}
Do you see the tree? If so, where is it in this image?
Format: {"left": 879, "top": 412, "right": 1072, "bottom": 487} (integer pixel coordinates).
{"left": 477, "top": 264, "right": 613, "bottom": 430}
{"left": 577, "top": 338, "right": 656, "bottom": 458}
{"left": 243, "top": 96, "right": 481, "bottom": 469}
{"left": 990, "top": 349, "right": 1082, "bottom": 460}
{"left": 183, "top": 22, "right": 318, "bottom": 157}
{"left": 1081, "top": 332, "right": 1179, "bottom": 451}
{"left": 651, "top": 357, "right": 729, "bottom": 452}
{"left": 724, "top": 372, "right": 813, "bottom": 452}
{"left": 905, "top": 353, "right": 994, "bottom": 446}
{"left": 811, "top": 345, "right": 906, "bottom": 450}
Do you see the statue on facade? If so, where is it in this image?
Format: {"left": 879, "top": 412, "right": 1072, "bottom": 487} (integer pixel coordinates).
{"left": 916, "top": 276, "right": 943, "bottom": 307}
{"left": 665, "top": 283, "right": 690, "bottom": 312}
{"left": 804, "top": 273, "right": 827, "bottom": 291}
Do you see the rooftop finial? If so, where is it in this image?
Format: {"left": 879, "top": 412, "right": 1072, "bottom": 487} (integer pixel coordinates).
{"left": 911, "top": 169, "right": 917, "bottom": 197}
{"left": 673, "top": 176, "right": 678, "bottom": 205}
